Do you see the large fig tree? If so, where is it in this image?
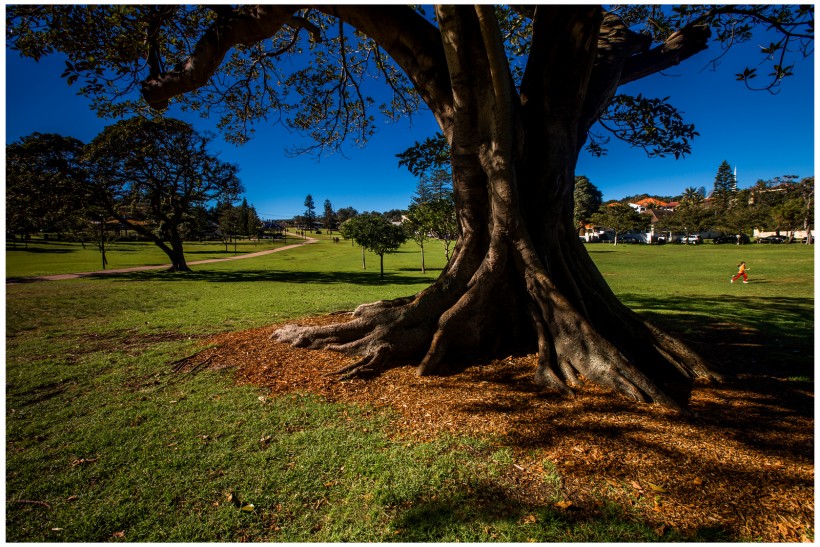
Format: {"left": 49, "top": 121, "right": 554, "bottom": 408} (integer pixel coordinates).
{"left": 8, "top": 5, "right": 812, "bottom": 410}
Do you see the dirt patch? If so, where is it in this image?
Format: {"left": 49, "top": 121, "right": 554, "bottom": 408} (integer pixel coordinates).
{"left": 77, "top": 330, "right": 207, "bottom": 358}
{"left": 175, "top": 313, "right": 813, "bottom": 541}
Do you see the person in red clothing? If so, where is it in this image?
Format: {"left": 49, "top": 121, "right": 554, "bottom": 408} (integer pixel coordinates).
{"left": 731, "top": 261, "right": 749, "bottom": 283}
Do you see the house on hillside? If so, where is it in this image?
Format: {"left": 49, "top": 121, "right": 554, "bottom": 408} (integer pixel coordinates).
{"left": 628, "top": 198, "right": 671, "bottom": 214}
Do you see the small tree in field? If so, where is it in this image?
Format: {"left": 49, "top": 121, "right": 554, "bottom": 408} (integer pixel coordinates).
{"left": 85, "top": 117, "right": 242, "bottom": 271}
{"left": 403, "top": 205, "right": 430, "bottom": 273}
{"left": 304, "top": 195, "right": 317, "bottom": 230}
{"left": 339, "top": 218, "right": 367, "bottom": 267}
{"left": 589, "top": 203, "right": 649, "bottom": 245}
{"left": 79, "top": 210, "right": 119, "bottom": 269}
{"left": 342, "top": 214, "right": 408, "bottom": 279}
{"left": 219, "top": 205, "right": 242, "bottom": 253}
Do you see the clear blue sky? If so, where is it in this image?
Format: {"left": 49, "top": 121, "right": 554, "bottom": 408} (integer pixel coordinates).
{"left": 5, "top": 21, "right": 814, "bottom": 218}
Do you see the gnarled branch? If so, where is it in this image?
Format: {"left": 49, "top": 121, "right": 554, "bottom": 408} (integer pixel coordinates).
{"left": 619, "top": 22, "right": 712, "bottom": 85}
{"left": 141, "top": 5, "right": 298, "bottom": 109}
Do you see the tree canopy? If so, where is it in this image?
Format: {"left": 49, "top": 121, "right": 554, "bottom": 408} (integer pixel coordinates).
{"left": 340, "top": 213, "right": 407, "bottom": 279}
{"left": 6, "top": 132, "right": 88, "bottom": 241}
{"left": 85, "top": 117, "right": 242, "bottom": 271}
{"left": 573, "top": 176, "right": 604, "bottom": 231}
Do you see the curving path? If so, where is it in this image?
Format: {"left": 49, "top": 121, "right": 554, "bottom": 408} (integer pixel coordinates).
{"left": 8, "top": 235, "right": 318, "bottom": 284}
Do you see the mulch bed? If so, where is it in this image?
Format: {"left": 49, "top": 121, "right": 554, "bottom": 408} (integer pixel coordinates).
{"left": 175, "top": 313, "right": 814, "bottom": 541}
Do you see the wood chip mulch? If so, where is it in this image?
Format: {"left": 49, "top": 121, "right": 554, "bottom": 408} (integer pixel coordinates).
{"left": 175, "top": 313, "right": 814, "bottom": 542}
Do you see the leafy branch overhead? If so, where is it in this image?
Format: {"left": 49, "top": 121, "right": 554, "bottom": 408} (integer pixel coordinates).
{"left": 8, "top": 5, "right": 812, "bottom": 155}
{"left": 591, "top": 94, "right": 699, "bottom": 159}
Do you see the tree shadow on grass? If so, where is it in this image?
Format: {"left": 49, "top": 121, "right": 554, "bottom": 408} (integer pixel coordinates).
{"left": 390, "top": 478, "right": 732, "bottom": 541}
{"left": 5, "top": 246, "right": 75, "bottom": 254}
{"left": 105, "top": 268, "right": 435, "bottom": 287}
{"left": 619, "top": 294, "right": 813, "bottom": 379}
{"left": 396, "top": 267, "right": 444, "bottom": 273}
{"left": 374, "top": 296, "right": 814, "bottom": 541}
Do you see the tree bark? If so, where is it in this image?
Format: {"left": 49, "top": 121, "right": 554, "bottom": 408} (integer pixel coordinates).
{"left": 108, "top": 210, "right": 191, "bottom": 272}
{"left": 168, "top": 228, "right": 190, "bottom": 272}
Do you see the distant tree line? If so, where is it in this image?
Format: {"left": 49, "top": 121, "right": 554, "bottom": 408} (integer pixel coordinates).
{"left": 574, "top": 160, "right": 814, "bottom": 244}
{"left": 285, "top": 136, "right": 459, "bottom": 279}
{"left": 6, "top": 118, "right": 266, "bottom": 271}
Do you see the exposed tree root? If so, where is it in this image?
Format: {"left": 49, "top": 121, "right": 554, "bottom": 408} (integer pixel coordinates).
{"left": 271, "top": 235, "right": 715, "bottom": 413}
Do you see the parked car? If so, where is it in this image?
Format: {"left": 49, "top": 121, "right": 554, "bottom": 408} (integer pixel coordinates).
{"left": 713, "top": 234, "right": 750, "bottom": 244}
{"left": 757, "top": 235, "right": 787, "bottom": 244}
{"left": 618, "top": 233, "right": 647, "bottom": 244}
{"left": 677, "top": 234, "right": 701, "bottom": 244}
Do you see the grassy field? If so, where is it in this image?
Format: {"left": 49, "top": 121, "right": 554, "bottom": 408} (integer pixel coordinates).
{"left": 6, "top": 236, "right": 814, "bottom": 541}
{"left": 5, "top": 236, "right": 299, "bottom": 278}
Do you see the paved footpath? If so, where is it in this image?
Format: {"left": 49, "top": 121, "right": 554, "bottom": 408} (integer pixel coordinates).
{"left": 8, "top": 235, "right": 318, "bottom": 284}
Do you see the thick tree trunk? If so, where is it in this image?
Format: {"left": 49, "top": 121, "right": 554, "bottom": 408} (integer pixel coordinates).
{"left": 274, "top": 6, "right": 716, "bottom": 411}
{"left": 167, "top": 229, "right": 190, "bottom": 272}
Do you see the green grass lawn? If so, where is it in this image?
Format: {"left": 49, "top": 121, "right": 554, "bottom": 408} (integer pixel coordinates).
{"left": 5, "top": 236, "right": 301, "bottom": 278}
{"left": 6, "top": 238, "right": 814, "bottom": 541}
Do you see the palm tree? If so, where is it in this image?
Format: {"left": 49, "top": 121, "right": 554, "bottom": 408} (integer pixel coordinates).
{"left": 681, "top": 186, "right": 704, "bottom": 205}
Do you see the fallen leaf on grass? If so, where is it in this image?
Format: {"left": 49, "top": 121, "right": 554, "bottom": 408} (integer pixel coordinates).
{"left": 521, "top": 514, "right": 538, "bottom": 523}
{"left": 71, "top": 457, "right": 99, "bottom": 467}
{"left": 605, "top": 478, "right": 620, "bottom": 488}
{"left": 112, "top": 531, "right": 125, "bottom": 538}
{"left": 693, "top": 477, "right": 703, "bottom": 486}
{"left": 648, "top": 482, "right": 668, "bottom": 493}
{"left": 554, "top": 500, "right": 573, "bottom": 510}
{"left": 240, "top": 503, "right": 255, "bottom": 512}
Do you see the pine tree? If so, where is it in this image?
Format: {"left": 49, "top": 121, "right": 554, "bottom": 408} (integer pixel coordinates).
{"left": 304, "top": 194, "right": 316, "bottom": 228}
{"left": 323, "top": 199, "right": 335, "bottom": 233}
{"left": 573, "top": 176, "right": 603, "bottom": 230}
{"left": 712, "top": 160, "right": 736, "bottom": 208}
